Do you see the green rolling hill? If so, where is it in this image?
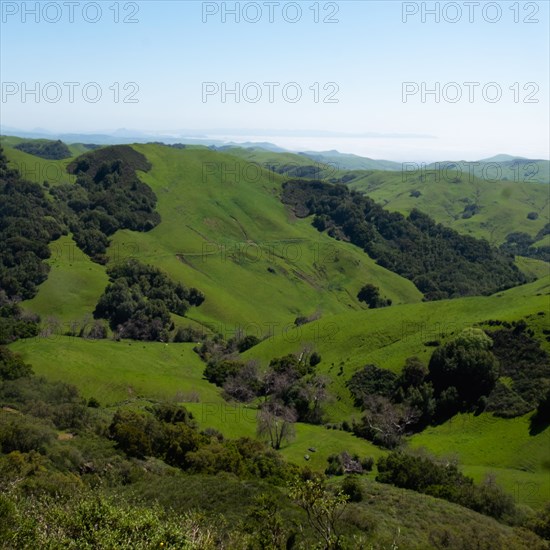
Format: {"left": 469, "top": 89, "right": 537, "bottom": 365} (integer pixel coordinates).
{"left": 2, "top": 138, "right": 549, "bottom": 534}
{"left": 105, "top": 144, "right": 423, "bottom": 329}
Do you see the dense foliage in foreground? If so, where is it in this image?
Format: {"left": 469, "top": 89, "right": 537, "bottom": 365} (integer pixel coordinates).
{"left": 1, "top": 343, "right": 548, "bottom": 548}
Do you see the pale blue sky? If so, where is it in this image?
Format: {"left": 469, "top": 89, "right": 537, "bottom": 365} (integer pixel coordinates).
{"left": 1, "top": 1, "right": 548, "bottom": 160}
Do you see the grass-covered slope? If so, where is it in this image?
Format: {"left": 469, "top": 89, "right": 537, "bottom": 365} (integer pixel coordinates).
{"left": 282, "top": 179, "right": 526, "bottom": 299}
{"left": 121, "top": 473, "right": 547, "bottom": 549}
{"left": 214, "top": 145, "right": 347, "bottom": 180}
{"left": 8, "top": 335, "right": 383, "bottom": 478}
{"left": 6, "top": 141, "right": 419, "bottom": 330}
{"left": 22, "top": 235, "right": 109, "bottom": 324}
{"left": 106, "top": 144, "right": 422, "bottom": 329}
{"left": 213, "top": 147, "right": 549, "bottom": 247}
{"left": 429, "top": 158, "right": 550, "bottom": 184}
{"left": 3, "top": 137, "right": 549, "bottom": 522}
{"left": 346, "top": 169, "right": 549, "bottom": 245}
{"left": 11, "top": 277, "right": 548, "bottom": 507}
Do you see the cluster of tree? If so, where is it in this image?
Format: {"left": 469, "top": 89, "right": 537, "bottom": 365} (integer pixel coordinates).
{"left": 357, "top": 284, "right": 392, "bottom": 308}
{"left": 0, "top": 291, "right": 40, "bottom": 344}
{"left": 282, "top": 180, "right": 525, "bottom": 300}
{"left": 0, "top": 345, "right": 33, "bottom": 380}
{"left": 14, "top": 139, "right": 71, "bottom": 160}
{"left": 485, "top": 321, "right": 550, "bottom": 417}
{"left": 172, "top": 324, "right": 209, "bottom": 343}
{"left": 500, "top": 226, "right": 550, "bottom": 263}
{"left": 377, "top": 451, "right": 517, "bottom": 522}
{"left": 94, "top": 259, "right": 205, "bottom": 341}
{"left": 428, "top": 328, "right": 499, "bottom": 414}
{"left": 0, "top": 148, "right": 66, "bottom": 300}
{"left": 51, "top": 145, "right": 160, "bottom": 262}
{"left": 202, "top": 349, "right": 326, "bottom": 448}
{"left": 257, "top": 352, "right": 326, "bottom": 448}
{"left": 349, "top": 324, "right": 550, "bottom": 448}
{"left": 348, "top": 359, "right": 431, "bottom": 448}
{"left": 348, "top": 329, "right": 503, "bottom": 447}
{"left": 109, "top": 404, "right": 291, "bottom": 481}
{"left": 195, "top": 331, "right": 261, "bottom": 364}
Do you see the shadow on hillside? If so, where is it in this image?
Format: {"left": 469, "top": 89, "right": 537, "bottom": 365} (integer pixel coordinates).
{"left": 529, "top": 412, "right": 549, "bottom": 436}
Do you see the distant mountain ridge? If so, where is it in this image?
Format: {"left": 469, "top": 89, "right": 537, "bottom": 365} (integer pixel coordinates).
{"left": 1, "top": 127, "right": 547, "bottom": 170}
{"left": 299, "top": 150, "right": 403, "bottom": 171}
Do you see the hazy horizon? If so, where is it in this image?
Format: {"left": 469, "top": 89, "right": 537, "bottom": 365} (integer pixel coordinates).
{"left": 1, "top": 1, "right": 548, "bottom": 160}
{"left": 3, "top": 125, "right": 549, "bottom": 164}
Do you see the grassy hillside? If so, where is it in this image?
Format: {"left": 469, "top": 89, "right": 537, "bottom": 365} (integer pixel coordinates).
{"left": 6, "top": 141, "right": 421, "bottom": 331}
{"left": 209, "top": 146, "right": 549, "bottom": 246}
{"left": 122, "top": 473, "right": 546, "bottom": 549}
{"left": 9, "top": 331, "right": 549, "bottom": 510}
{"left": 105, "top": 144, "right": 422, "bottom": 330}
{"left": 346, "top": 169, "right": 549, "bottom": 245}
{"left": 8, "top": 335, "right": 384, "bottom": 476}
{"left": 516, "top": 256, "right": 550, "bottom": 280}
{"left": 11, "top": 276, "right": 548, "bottom": 508}
{"left": 215, "top": 145, "right": 347, "bottom": 180}
{"left": 428, "top": 158, "right": 550, "bottom": 185}
{"left": 9, "top": 337, "right": 220, "bottom": 407}
{"left": 302, "top": 150, "right": 402, "bottom": 171}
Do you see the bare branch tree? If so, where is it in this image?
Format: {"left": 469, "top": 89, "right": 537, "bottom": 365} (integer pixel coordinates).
{"left": 257, "top": 401, "right": 297, "bottom": 450}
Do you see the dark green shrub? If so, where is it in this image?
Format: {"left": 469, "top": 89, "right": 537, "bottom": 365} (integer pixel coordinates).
{"left": 341, "top": 475, "right": 363, "bottom": 502}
